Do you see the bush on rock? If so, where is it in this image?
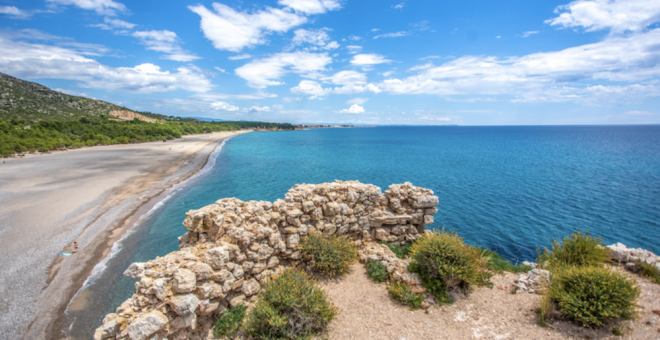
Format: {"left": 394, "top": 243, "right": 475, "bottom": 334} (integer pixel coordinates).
{"left": 300, "top": 233, "right": 357, "bottom": 276}
{"left": 246, "top": 269, "right": 336, "bottom": 340}
{"left": 549, "top": 266, "right": 639, "bottom": 328}
{"left": 388, "top": 283, "right": 424, "bottom": 310}
{"left": 408, "top": 230, "right": 492, "bottom": 303}
{"left": 366, "top": 259, "right": 387, "bottom": 282}
{"left": 537, "top": 231, "right": 610, "bottom": 269}
{"left": 213, "top": 304, "right": 246, "bottom": 338}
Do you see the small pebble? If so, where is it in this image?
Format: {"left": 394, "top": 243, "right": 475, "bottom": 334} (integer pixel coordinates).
{"left": 647, "top": 315, "right": 659, "bottom": 325}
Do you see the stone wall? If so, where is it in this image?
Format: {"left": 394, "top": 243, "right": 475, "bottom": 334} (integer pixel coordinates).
{"left": 94, "top": 181, "right": 439, "bottom": 340}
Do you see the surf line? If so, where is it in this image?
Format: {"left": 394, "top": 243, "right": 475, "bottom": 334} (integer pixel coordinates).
{"left": 63, "top": 135, "right": 234, "bottom": 316}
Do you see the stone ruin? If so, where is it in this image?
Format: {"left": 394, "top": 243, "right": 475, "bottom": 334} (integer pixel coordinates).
{"left": 94, "top": 181, "right": 439, "bottom": 340}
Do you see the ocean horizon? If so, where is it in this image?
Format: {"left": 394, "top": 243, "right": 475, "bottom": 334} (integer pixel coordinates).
{"left": 64, "top": 125, "right": 660, "bottom": 339}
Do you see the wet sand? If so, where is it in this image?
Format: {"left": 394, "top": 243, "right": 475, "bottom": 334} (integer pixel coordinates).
{"left": 0, "top": 131, "right": 249, "bottom": 340}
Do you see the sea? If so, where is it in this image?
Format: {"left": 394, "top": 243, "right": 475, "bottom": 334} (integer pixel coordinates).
{"left": 64, "top": 125, "right": 660, "bottom": 339}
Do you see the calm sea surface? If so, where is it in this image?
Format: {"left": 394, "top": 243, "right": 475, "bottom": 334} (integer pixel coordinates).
{"left": 65, "top": 126, "right": 660, "bottom": 338}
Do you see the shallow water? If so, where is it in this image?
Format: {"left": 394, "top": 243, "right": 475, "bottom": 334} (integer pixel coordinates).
{"left": 64, "top": 125, "right": 660, "bottom": 338}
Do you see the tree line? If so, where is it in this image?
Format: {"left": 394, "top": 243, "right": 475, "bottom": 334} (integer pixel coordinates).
{"left": 0, "top": 117, "right": 295, "bottom": 157}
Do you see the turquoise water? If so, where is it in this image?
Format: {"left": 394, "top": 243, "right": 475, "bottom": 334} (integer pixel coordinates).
{"left": 66, "top": 126, "right": 660, "bottom": 338}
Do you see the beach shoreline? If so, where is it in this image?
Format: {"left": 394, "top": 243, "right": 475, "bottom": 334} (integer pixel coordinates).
{"left": 0, "top": 130, "right": 250, "bottom": 340}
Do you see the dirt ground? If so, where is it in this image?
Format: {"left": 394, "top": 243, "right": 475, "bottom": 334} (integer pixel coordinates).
{"left": 315, "top": 263, "right": 660, "bottom": 340}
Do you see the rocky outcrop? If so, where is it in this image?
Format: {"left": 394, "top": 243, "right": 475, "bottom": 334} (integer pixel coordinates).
{"left": 109, "top": 110, "right": 158, "bottom": 123}
{"left": 513, "top": 269, "right": 551, "bottom": 294}
{"left": 95, "top": 181, "right": 438, "bottom": 340}
{"left": 608, "top": 243, "right": 660, "bottom": 270}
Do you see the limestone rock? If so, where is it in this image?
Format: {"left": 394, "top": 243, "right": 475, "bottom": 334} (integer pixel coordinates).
{"left": 168, "top": 294, "right": 200, "bottom": 315}
{"left": 125, "top": 310, "right": 168, "bottom": 340}
{"left": 242, "top": 278, "right": 261, "bottom": 296}
{"left": 204, "top": 246, "right": 230, "bottom": 270}
{"left": 123, "top": 262, "right": 145, "bottom": 279}
{"left": 172, "top": 269, "right": 196, "bottom": 294}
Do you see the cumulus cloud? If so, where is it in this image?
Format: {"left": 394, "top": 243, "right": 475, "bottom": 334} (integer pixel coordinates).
{"left": 0, "top": 33, "right": 212, "bottom": 93}
{"left": 47, "top": 0, "right": 127, "bottom": 16}
{"left": 347, "top": 97, "right": 368, "bottom": 105}
{"left": 190, "top": 1, "right": 340, "bottom": 52}
{"left": 546, "top": 0, "right": 660, "bottom": 33}
{"left": 292, "top": 28, "right": 339, "bottom": 50}
{"left": 0, "top": 6, "right": 32, "bottom": 19}
{"left": 329, "top": 70, "right": 367, "bottom": 85}
{"left": 278, "top": 0, "right": 341, "bottom": 14}
{"left": 211, "top": 101, "right": 240, "bottom": 111}
{"left": 235, "top": 52, "right": 332, "bottom": 88}
{"left": 132, "top": 30, "right": 200, "bottom": 62}
{"left": 350, "top": 53, "right": 392, "bottom": 66}
{"left": 291, "top": 80, "right": 332, "bottom": 98}
{"left": 372, "top": 19, "right": 660, "bottom": 105}
{"left": 337, "top": 104, "right": 365, "bottom": 114}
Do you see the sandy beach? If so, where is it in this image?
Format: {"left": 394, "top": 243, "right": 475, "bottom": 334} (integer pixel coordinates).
{"left": 0, "top": 130, "right": 249, "bottom": 340}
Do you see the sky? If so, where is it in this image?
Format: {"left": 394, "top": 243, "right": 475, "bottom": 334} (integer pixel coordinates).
{"left": 1, "top": 0, "right": 660, "bottom": 125}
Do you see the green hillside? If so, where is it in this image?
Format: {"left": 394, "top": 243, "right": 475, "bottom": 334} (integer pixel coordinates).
{"left": 0, "top": 72, "right": 295, "bottom": 157}
{"left": 0, "top": 72, "right": 135, "bottom": 121}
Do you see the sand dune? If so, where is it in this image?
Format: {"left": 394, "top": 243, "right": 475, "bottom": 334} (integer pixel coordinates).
{"left": 0, "top": 131, "right": 249, "bottom": 340}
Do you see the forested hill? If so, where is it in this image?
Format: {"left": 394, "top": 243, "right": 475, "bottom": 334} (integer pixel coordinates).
{"left": 0, "top": 72, "right": 141, "bottom": 121}
{"left": 0, "top": 72, "right": 295, "bottom": 157}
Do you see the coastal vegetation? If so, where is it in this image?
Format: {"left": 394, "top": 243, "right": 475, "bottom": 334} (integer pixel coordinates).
{"left": 477, "top": 248, "right": 533, "bottom": 273}
{"left": 638, "top": 261, "right": 660, "bottom": 284}
{"left": 246, "top": 269, "right": 336, "bottom": 340}
{"left": 0, "top": 117, "right": 294, "bottom": 157}
{"left": 300, "top": 233, "right": 357, "bottom": 276}
{"left": 536, "top": 231, "right": 610, "bottom": 269}
{"left": 212, "top": 305, "right": 246, "bottom": 338}
{"left": 408, "top": 230, "right": 493, "bottom": 304}
{"left": 365, "top": 259, "right": 388, "bottom": 282}
{"left": 388, "top": 283, "right": 425, "bottom": 310}
{"left": 536, "top": 231, "right": 639, "bottom": 330}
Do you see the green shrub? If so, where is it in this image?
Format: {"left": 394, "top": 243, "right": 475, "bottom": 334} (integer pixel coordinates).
{"left": 476, "top": 248, "right": 533, "bottom": 273}
{"left": 550, "top": 266, "right": 639, "bottom": 328}
{"left": 246, "top": 269, "right": 336, "bottom": 340}
{"left": 379, "top": 241, "right": 412, "bottom": 259}
{"left": 408, "top": 230, "right": 492, "bottom": 302}
{"left": 388, "top": 283, "right": 424, "bottom": 310}
{"left": 213, "top": 304, "right": 246, "bottom": 338}
{"left": 537, "top": 289, "right": 555, "bottom": 327}
{"left": 366, "top": 260, "right": 387, "bottom": 282}
{"left": 537, "top": 231, "right": 610, "bottom": 269}
{"left": 300, "top": 233, "right": 357, "bottom": 276}
{"left": 638, "top": 261, "right": 660, "bottom": 285}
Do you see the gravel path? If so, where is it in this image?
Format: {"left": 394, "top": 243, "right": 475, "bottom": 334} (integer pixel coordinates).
{"left": 317, "top": 263, "right": 660, "bottom": 340}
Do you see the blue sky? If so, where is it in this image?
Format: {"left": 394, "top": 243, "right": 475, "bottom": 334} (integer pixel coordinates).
{"left": 1, "top": 0, "right": 659, "bottom": 125}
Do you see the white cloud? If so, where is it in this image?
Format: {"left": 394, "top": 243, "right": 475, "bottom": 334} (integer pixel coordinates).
{"left": 393, "top": 3, "right": 405, "bottom": 9}
{"left": 347, "top": 97, "right": 368, "bottom": 105}
{"left": 382, "top": 71, "right": 394, "bottom": 77}
{"left": 337, "top": 104, "right": 365, "bottom": 114}
{"left": 47, "top": 0, "right": 127, "bottom": 16}
{"left": 408, "top": 63, "right": 433, "bottom": 71}
{"left": 350, "top": 53, "right": 392, "bottom": 66}
{"left": 189, "top": 3, "right": 307, "bottom": 52}
{"left": 211, "top": 101, "right": 240, "bottom": 111}
{"left": 376, "top": 28, "right": 660, "bottom": 104}
{"left": 346, "top": 45, "right": 362, "bottom": 54}
{"left": 0, "top": 33, "right": 212, "bottom": 93}
{"left": 132, "top": 30, "right": 200, "bottom": 62}
{"left": 348, "top": 35, "right": 362, "bottom": 41}
{"left": 624, "top": 110, "right": 655, "bottom": 115}
{"left": 193, "top": 92, "right": 277, "bottom": 101}
{"left": 292, "top": 28, "right": 339, "bottom": 50}
{"left": 283, "top": 97, "right": 303, "bottom": 102}
{"left": 245, "top": 105, "right": 271, "bottom": 113}
{"left": 278, "top": 0, "right": 341, "bottom": 14}
{"left": 214, "top": 67, "right": 226, "bottom": 73}
{"left": 291, "top": 80, "right": 332, "bottom": 98}
{"left": 546, "top": 0, "right": 660, "bottom": 33}
{"left": 229, "top": 54, "right": 252, "bottom": 60}
{"left": 329, "top": 70, "right": 367, "bottom": 85}
{"left": 0, "top": 6, "right": 32, "bottom": 19}
{"left": 419, "top": 55, "right": 441, "bottom": 60}
{"left": 522, "top": 30, "right": 540, "bottom": 37}
{"left": 55, "top": 88, "right": 88, "bottom": 97}
{"left": 371, "top": 28, "right": 380, "bottom": 32}
{"left": 91, "top": 16, "right": 136, "bottom": 30}
{"left": 235, "top": 52, "right": 332, "bottom": 88}
{"left": 374, "top": 31, "right": 408, "bottom": 39}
